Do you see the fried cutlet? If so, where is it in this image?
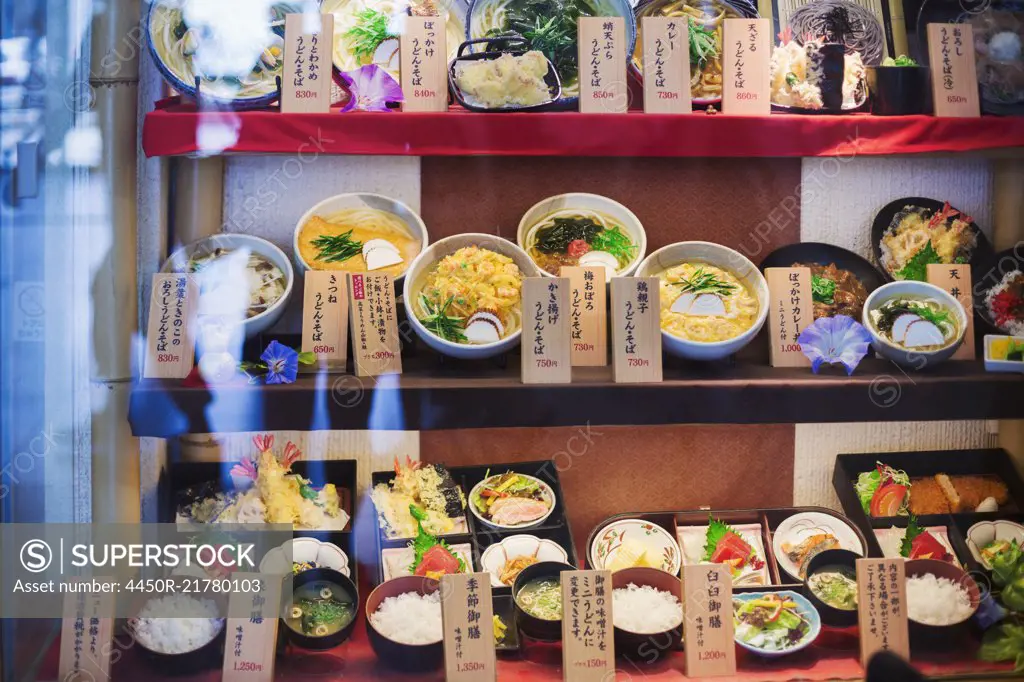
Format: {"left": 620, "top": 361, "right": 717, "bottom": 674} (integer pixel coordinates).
{"left": 908, "top": 477, "right": 951, "bottom": 515}
{"left": 950, "top": 475, "right": 1009, "bottom": 511}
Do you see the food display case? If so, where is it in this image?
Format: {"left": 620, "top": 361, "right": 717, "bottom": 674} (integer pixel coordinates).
{"left": 3, "top": 0, "right": 1024, "bottom": 681}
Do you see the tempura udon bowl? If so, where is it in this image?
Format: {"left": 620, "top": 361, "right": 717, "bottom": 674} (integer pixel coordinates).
{"left": 403, "top": 233, "right": 540, "bottom": 359}
{"left": 292, "top": 193, "right": 429, "bottom": 283}
{"left": 517, "top": 193, "right": 647, "bottom": 279}
{"left": 636, "top": 242, "right": 769, "bottom": 361}
{"left": 863, "top": 281, "right": 968, "bottom": 369}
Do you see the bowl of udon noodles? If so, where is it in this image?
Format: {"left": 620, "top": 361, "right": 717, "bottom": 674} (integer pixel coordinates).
{"left": 632, "top": 0, "right": 758, "bottom": 107}
{"left": 403, "top": 234, "right": 540, "bottom": 359}
{"left": 293, "top": 193, "right": 428, "bottom": 282}
{"left": 322, "top": 0, "right": 467, "bottom": 84}
{"left": 517, "top": 193, "right": 646, "bottom": 279}
{"left": 635, "top": 241, "right": 769, "bottom": 360}
{"left": 863, "top": 281, "right": 968, "bottom": 369}
{"left": 466, "top": 0, "right": 636, "bottom": 107}
{"left": 146, "top": 0, "right": 307, "bottom": 107}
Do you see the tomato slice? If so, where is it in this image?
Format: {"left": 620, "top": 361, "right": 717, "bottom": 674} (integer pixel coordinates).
{"left": 870, "top": 483, "right": 908, "bottom": 517}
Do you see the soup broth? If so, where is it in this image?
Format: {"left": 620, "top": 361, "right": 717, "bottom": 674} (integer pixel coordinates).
{"left": 516, "top": 577, "right": 562, "bottom": 621}
{"left": 808, "top": 567, "right": 857, "bottom": 610}
{"left": 869, "top": 296, "right": 960, "bottom": 351}
{"left": 285, "top": 580, "right": 355, "bottom": 637}
{"left": 298, "top": 209, "right": 421, "bottom": 276}
{"left": 656, "top": 262, "right": 759, "bottom": 342}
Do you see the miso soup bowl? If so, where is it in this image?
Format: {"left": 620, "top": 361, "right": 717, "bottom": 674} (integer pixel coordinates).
{"left": 634, "top": 242, "right": 770, "bottom": 361}
{"left": 863, "top": 281, "right": 968, "bottom": 369}
{"left": 512, "top": 560, "right": 577, "bottom": 642}
{"left": 802, "top": 549, "right": 860, "bottom": 629}
{"left": 516, "top": 193, "right": 647, "bottom": 278}
{"left": 403, "top": 233, "right": 541, "bottom": 360}
{"left": 611, "top": 567, "right": 683, "bottom": 662}
{"left": 366, "top": 576, "right": 443, "bottom": 671}
{"left": 283, "top": 568, "right": 359, "bottom": 650}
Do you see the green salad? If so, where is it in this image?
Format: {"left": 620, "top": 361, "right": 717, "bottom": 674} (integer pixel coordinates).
{"left": 734, "top": 594, "right": 813, "bottom": 652}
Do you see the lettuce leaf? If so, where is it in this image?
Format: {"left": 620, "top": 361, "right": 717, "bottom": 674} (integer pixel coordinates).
{"left": 895, "top": 241, "right": 940, "bottom": 281}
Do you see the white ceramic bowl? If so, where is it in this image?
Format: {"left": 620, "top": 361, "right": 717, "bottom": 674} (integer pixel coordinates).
{"left": 516, "top": 193, "right": 647, "bottom": 278}
{"left": 292, "top": 192, "right": 429, "bottom": 282}
{"left": 480, "top": 535, "right": 570, "bottom": 587}
{"left": 966, "top": 520, "right": 1024, "bottom": 569}
{"left": 258, "top": 537, "right": 351, "bottom": 577}
{"left": 590, "top": 518, "right": 682, "bottom": 575}
{"left": 468, "top": 473, "right": 557, "bottom": 530}
{"left": 403, "top": 233, "right": 540, "bottom": 359}
{"left": 161, "top": 233, "right": 294, "bottom": 339}
{"left": 634, "top": 241, "right": 770, "bottom": 361}
{"left": 862, "top": 281, "right": 968, "bottom": 369}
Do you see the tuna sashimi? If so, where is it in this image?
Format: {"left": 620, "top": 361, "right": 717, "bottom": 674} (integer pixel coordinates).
{"left": 908, "top": 531, "right": 954, "bottom": 563}
{"left": 710, "top": 531, "right": 753, "bottom": 567}
{"left": 413, "top": 544, "right": 463, "bottom": 578}
{"left": 489, "top": 497, "right": 549, "bottom": 526}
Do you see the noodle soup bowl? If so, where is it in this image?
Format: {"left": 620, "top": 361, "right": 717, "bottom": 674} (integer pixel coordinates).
{"left": 611, "top": 567, "right": 684, "bottom": 662}
{"left": 517, "top": 192, "right": 647, "bottom": 279}
{"left": 292, "top": 192, "right": 429, "bottom": 284}
{"left": 161, "top": 233, "right": 294, "bottom": 339}
{"left": 366, "top": 576, "right": 444, "bottom": 671}
{"left": 513, "top": 560, "right": 577, "bottom": 642}
{"left": 403, "top": 233, "right": 540, "bottom": 360}
{"left": 863, "top": 281, "right": 968, "bottom": 369}
{"left": 635, "top": 242, "right": 770, "bottom": 361}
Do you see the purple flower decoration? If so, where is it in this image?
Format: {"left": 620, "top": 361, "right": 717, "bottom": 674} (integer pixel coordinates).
{"left": 797, "top": 314, "right": 873, "bottom": 375}
{"left": 260, "top": 340, "right": 299, "bottom": 384}
{"left": 339, "top": 65, "right": 403, "bottom": 112}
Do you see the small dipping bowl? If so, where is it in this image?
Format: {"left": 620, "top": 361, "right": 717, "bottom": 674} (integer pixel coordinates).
{"left": 366, "top": 576, "right": 443, "bottom": 671}
{"left": 283, "top": 568, "right": 359, "bottom": 650}
{"left": 611, "top": 567, "right": 683, "bottom": 662}
{"left": 803, "top": 549, "right": 860, "bottom": 629}
{"left": 513, "top": 561, "right": 576, "bottom": 642}
{"left": 906, "top": 559, "right": 981, "bottom": 649}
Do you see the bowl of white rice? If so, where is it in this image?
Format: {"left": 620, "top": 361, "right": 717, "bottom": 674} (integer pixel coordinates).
{"left": 366, "top": 576, "right": 444, "bottom": 671}
{"left": 906, "top": 559, "right": 981, "bottom": 648}
{"left": 611, "top": 567, "right": 684, "bottom": 662}
{"left": 128, "top": 594, "right": 226, "bottom": 674}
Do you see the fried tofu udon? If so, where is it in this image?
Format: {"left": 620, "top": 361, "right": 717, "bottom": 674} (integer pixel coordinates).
{"left": 413, "top": 246, "right": 525, "bottom": 345}
{"left": 657, "top": 263, "right": 759, "bottom": 342}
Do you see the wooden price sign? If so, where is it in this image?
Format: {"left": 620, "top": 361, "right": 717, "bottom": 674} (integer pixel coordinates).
{"left": 682, "top": 564, "right": 736, "bottom": 678}
{"left": 641, "top": 16, "right": 691, "bottom": 113}
{"left": 578, "top": 17, "right": 628, "bottom": 114}
{"left": 223, "top": 573, "right": 282, "bottom": 682}
{"left": 144, "top": 273, "right": 198, "bottom": 379}
{"left": 611, "top": 277, "right": 662, "bottom": 383}
{"left": 400, "top": 15, "right": 448, "bottom": 112}
{"left": 722, "top": 18, "right": 770, "bottom": 116}
{"left": 58, "top": 580, "right": 115, "bottom": 682}
{"left": 765, "top": 267, "right": 812, "bottom": 368}
{"left": 561, "top": 570, "right": 614, "bottom": 682}
{"left": 561, "top": 266, "right": 608, "bottom": 366}
{"left": 440, "top": 573, "right": 497, "bottom": 682}
{"left": 855, "top": 558, "right": 910, "bottom": 668}
{"left": 348, "top": 272, "right": 403, "bottom": 377}
{"left": 281, "top": 14, "right": 334, "bottom": 113}
{"left": 927, "top": 263, "right": 976, "bottom": 359}
{"left": 301, "top": 271, "right": 349, "bottom": 371}
{"left": 927, "top": 23, "right": 981, "bottom": 118}
{"left": 521, "top": 277, "right": 573, "bottom": 384}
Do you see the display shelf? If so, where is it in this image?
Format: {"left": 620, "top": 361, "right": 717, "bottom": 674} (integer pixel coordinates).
{"left": 141, "top": 100, "right": 1024, "bottom": 158}
{"left": 128, "top": 357, "right": 1024, "bottom": 437}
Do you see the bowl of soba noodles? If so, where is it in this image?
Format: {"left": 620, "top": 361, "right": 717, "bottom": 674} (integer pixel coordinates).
{"left": 403, "top": 233, "right": 540, "bottom": 359}
{"left": 146, "top": 0, "right": 308, "bottom": 108}
{"left": 635, "top": 241, "right": 769, "bottom": 361}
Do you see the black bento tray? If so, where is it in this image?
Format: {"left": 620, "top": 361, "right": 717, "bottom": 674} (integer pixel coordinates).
{"left": 833, "top": 448, "right": 1024, "bottom": 565}
{"left": 168, "top": 458, "right": 358, "bottom": 587}
{"left": 585, "top": 507, "right": 870, "bottom": 589}
{"left": 369, "top": 459, "right": 578, "bottom": 652}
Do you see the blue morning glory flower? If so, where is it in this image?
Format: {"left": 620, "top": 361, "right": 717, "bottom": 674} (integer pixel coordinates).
{"left": 797, "top": 314, "right": 873, "bottom": 375}
{"left": 260, "top": 340, "right": 299, "bottom": 384}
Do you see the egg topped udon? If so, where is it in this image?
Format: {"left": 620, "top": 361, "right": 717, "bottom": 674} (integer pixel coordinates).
{"left": 297, "top": 207, "right": 421, "bottom": 276}
{"left": 413, "top": 246, "right": 525, "bottom": 345}
{"left": 657, "top": 262, "right": 759, "bottom": 342}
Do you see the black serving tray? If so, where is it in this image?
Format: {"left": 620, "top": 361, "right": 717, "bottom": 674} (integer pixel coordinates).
{"left": 168, "top": 458, "right": 358, "bottom": 589}
{"left": 833, "top": 448, "right": 1024, "bottom": 563}
{"left": 586, "top": 506, "right": 870, "bottom": 590}
{"left": 369, "top": 459, "right": 577, "bottom": 653}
